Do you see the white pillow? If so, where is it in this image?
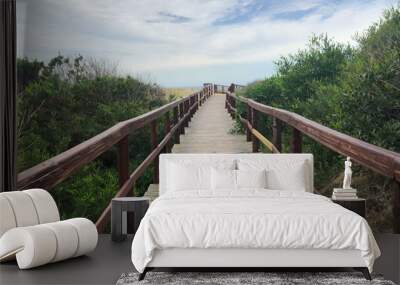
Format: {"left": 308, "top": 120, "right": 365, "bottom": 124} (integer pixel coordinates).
{"left": 236, "top": 169, "right": 267, "bottom": 189}
{"left": 167, "top": 159, "right": 236, "bottom": 192}
{"left": 267, "top": 165, "right": 307, "bottom": 191}
{"left": 168, "top": 163, "right": 211, "bottom": 191}
{"left": 211, "top": 168, "right": 236, "bottom": 190}
{"left": 238, "top": 159, "right": 308, "bottom": 191}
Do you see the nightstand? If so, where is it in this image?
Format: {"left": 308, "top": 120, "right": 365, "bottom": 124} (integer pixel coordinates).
{"left": 111, "top": 197, "right": 150, "bottom": 242}
{"left": 332, "top": 198, "right": 366, "bottom": 218}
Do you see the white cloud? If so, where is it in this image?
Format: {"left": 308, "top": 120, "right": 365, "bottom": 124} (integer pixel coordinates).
{"left": 17, "top": 0, "right": 396, "bottom": 86}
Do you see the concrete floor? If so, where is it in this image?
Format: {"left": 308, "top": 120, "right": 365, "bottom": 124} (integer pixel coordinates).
{"left": 1, "top": 234, "right": 398, "bottom": 285}
{"left": 0, "top": 235, "right": 134, "bottom": 285}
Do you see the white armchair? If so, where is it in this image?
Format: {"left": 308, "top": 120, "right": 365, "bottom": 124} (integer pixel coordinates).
{"left": 0, "top": 189, "right": 98, "bottom": 269}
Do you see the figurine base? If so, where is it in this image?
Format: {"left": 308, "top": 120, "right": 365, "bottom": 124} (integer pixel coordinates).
{"left": 333, "top": 188, "right": 357, "bottom": 192}
{"left": 332, "top": 188, "right": 358, "bottom": 200}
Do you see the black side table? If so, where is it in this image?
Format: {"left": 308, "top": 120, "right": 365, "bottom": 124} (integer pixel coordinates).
{"left": 111, "top": 197, "right": 150, "bottom": 242}
{"left": 332, "top": 198, "right": 366, "bottom": 218}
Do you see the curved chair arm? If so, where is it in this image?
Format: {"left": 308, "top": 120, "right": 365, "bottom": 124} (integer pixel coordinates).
{"left": 0, "top": 218, "right": 97, "bottom": 269}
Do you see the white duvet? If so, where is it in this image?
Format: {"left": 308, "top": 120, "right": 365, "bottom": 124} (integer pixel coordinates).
{"left": 131, "top": 190, "right": 380, "bottom": 273}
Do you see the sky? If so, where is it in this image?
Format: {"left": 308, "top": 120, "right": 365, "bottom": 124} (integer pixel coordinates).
{"left": 16, "top": 0, "right": 396, "bottom": 87}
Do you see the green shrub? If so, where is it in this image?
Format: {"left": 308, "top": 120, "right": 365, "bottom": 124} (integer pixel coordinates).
{"left": 238, "top": 6, "right": 400, "bottom": 232}
{"left": 17, "top": 55, "right": 167, "bottom": 222}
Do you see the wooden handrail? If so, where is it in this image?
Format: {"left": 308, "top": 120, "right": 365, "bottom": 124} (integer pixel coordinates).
{"left": 17, "top": 80, "right": 399, "bottom": 232}
{"left": 226, "top": 92, "right": 400, "bottom": 182}
{"left": 95, "top": 103, "right": 197, "bottom": 232}
{"left": 17, "top": 87, "right": 211, "bottom": 190}
{"left": 17, "top": 83, "right": 214, "bottom": 232}
{"left": 225, "top": 98, "right": 280, "bottom": 154}
{"left": 226, "top": 88, "right": 400, "bottom": 232}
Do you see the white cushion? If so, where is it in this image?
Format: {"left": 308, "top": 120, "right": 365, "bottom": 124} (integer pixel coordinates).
{"left": 0, "top": 189, "right": 60, "bottom": 237}
{"left": 160, "top": 154, "right": 313, "bottom": 194}
{"left": 64, "top": 218, "right": 98, "bottom": 257}
{"left": 1, "top": 191, "right": 39, "bottom": 227}
{"left": 211, "top": 168, "right": 236, "bottom": 190}
{"left": 0, "top": 189, "right": 98, "bottom": 269}
{"left": 168, "top": 163, "right": 211, "bottom": 191}
{"left": 238, "top": 158, "right": 309, "bottom": 191}
{"left": 42, "top": 221, "right": 79, "bottom": 262}
{"left": 0, "top": 196, "right": 17, "bottom": 237}
{"left": 167, "top": 159, "right": 235, "bottom": 192}
{"left": 24, "top": 189, "right": 60, "bottom": 224}
{"left": 0, "top": 226, "right": 57, "bottom": 269}
{"left": 236, "top": 169, "right": 267, "bottom": 189}
{"left": 267, "top": 163, "right": 307, "bottom": 191}
{"left": 0, "top": 218, "right": 97, "bottom": 269}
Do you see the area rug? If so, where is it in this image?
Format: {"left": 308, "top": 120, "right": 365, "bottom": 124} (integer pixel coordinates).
{"left": 116, "top": 272, "right": 395, "bottom": 285}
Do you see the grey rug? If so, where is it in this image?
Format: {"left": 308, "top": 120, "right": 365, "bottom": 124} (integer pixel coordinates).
{"left": 116, "top": 272, "right": 395, "bottom": 285}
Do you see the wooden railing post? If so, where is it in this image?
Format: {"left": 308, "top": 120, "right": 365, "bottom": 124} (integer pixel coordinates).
{"left": 246, "top": 104, "right": 252, "bottom": 142}
{"left": 164, "top": 112, "right": 171, "bottom": 153}
{"left": 173, "top": 106, "right": 180, "bottom": 144}
{"left": 291, "top": 127, "right": 302, "bottom": 153}
{"left": 183, "top": 101, "right": 187, "bottom": 127}
{"left": 272, "top": 118, "right": 282, "bottom": 152}
{"left": 184, "top": 100, "right": 189, "bottom": 127}
{"left": 251, "top": 108, "right": 259, "bottom": 153}
{"left": 188, "top": 98, "right": 191, "bottom": 121}
{"left": 189, "top": 98, "right": 192, "bottom": 117}
{"left": 179, "top": 102, "right": 185, "bottom": 135}
{"left": 190, "top": 97, "right": 194, "bottom": 119}
{"left": 192, "top": 96, "right": 196, "bottom": 117}
{"left": 151, "top": 121, "right": 159, "bottom": 183}
{"left": 117, "top": 136, "right": 129, "bottom": 188}
{"left": 199, "top": 92, "right": 202, "bottom": 106}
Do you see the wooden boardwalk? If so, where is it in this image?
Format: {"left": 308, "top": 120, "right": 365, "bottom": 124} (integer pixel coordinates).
{"left": 144, "top": 93, "right": 252, "bottom": 200}
{"left": 173, "top": 93, "right": 252, "bottom": 153}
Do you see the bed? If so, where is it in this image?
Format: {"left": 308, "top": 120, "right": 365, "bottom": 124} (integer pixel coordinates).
{"left": 131, "top": 154, "right": 380, "bottom": 280}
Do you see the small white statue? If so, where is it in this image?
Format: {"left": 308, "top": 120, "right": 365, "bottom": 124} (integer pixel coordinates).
{"left": 342, "top": 157, "right": 353, "bottom": 189}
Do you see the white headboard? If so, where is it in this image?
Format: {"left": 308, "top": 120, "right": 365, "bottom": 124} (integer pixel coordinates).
{"left": 159, "top": 153, "right": 314, "bottom": 195}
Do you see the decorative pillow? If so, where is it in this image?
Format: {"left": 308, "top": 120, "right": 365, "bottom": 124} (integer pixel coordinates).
{"left": 238, "top": 159, "right": 308, "bottom": 191}
{"left": 166, "top": 159, "right": 236, "bottom": 192}
{"left": 266, "top": 165, "right": 307, "bottom": 191}
{"left": 168, "top": 163, "right": 211, "bottom": 191}
{"left": 236, "top": 169, "right": 267, "bottom": 189}
{"left": 211, "top": 168, "right": 236, "bottom": 190}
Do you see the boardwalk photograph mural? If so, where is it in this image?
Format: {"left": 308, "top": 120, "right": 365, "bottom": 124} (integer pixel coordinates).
{"left": 1, "top": 0, "right": 400, "bottom": 284}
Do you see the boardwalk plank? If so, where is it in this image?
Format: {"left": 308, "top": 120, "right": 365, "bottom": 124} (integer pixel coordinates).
{"left": 145, "top": 93, "right": 252, "bottom": 200}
